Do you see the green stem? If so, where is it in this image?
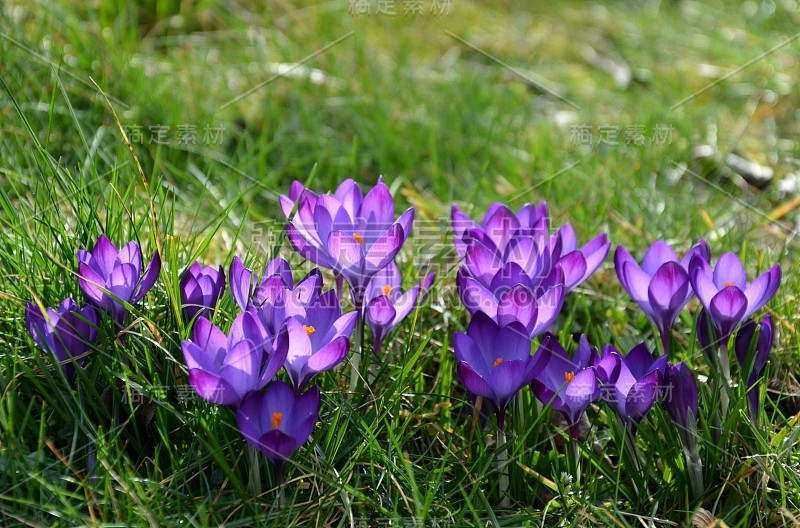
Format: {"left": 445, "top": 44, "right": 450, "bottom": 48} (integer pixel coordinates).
{"left": 569, "top": 423, "right": 581, "bottom": 484}
{"left": 497, "top": 412, "right": 509, "bottom": 509}
{"left": 247, "top": 446, "right": 261, "bottom": 497}
{"left": 348, "top": 311, "right": 364, "bottom": 395}
{"left": 718, "top": 343, "right": 731, "bottom": 420}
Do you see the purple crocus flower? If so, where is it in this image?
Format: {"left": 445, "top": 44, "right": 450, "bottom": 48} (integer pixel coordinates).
{"left": 735, "top": 316, "right": 773, "bottom": 418}
{"left": 229, "top": 256, "right": 295, "bottom": 313}
{"left": 530, "top": 334, "right": 604, "bottom": 437}
{"left": 282, "top": 289, "right": 358, "bottom": 392}
{"left": 181, "top": 310, "right": 287, "bottom": 407}
{"left": 456, "top": 266, "right": 565, "bottom": 338}
{"left": 452, "top": 202, "right": 610, "bottom": 292}
{"left": 662, "top": 361, "right": 699, "bottom": 431}
{"left": 596, "top": 343, "right": 667, "bottom": 430}
{"left": 615, "top": 240, "right": 710, "bottom": 352}
{"left": 689, "top": 253, "right": 781, "bottom": 342}
{"left": 236, "top": 380, "right": 319, "bottom": 472}
{"left": 364, "top": 263, "right": 435, "bottom": 355}
{"left": 26, "top": 298, "right": 98, "bottom": 382}
{"left": 77, "top": 235, "right": 161, "bottom": 325}
{"left": 662, "top": 360, "right": 704, "bottom": 498}
{"left": 180, "top": 262, "right": 225, "bottom": 322}
{"left": 244, "top": 264, "right": 324, "bottom": 338}
{"left": 453, "top": 312, "right": 543, "bottom": 426}
{"left": 281, "top": 178, "right": 414, "bottom": 304}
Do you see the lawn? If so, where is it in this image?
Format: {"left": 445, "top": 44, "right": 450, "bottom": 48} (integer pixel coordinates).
{"left": 1, "top": 0, "right": 799, "bottom": 526}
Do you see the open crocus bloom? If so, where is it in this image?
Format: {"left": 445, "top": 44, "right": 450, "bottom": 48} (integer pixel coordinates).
{"left": 530, "top": 334, "right": 602, "bottom": 433}
{"left": 452, "top": 202, "right": 610, "bottom": 293}
{"left": 615, "top": 240, "right": 710, "bottom": 349}
{"left": 77, "top": 235, "right": 161, "bottom": 325}
{"left": 181, "top": 310, "right": 286, "bottom": 407}
{"left": 180, "top": 262, "right": 225, "bottom": 322}
{"left": 596, "top": 343, "right": 667, "bottom": 430}
{"left": 26, "top": 298, "right": 98, "bottom": 382}
{"left": 689, "top": 253, "right": 781, "bottom": 341}
{"left": 735, "top": 316, "right": 773, "bottom": 418}
{"left": 281, "top": 178, "right": 414, "bottom": 304}
{"left": 236, "top": 380, "right": 320, "bottom": 463}
{"left": 364, "top": 263, "right": 435, "bottom": 354}
{"left": 456, "top": 265, "right": 565, "bottom": 338}
{"left": 453, "top": 312, "right": 543, "bottom": 424}
{"left": 282, "top": 289, "right": 358, "bottom": 392}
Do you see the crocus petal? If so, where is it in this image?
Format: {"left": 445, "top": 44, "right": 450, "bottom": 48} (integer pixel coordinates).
{"left": 306, "top": 336, "right": 349, "bottom": 373}
{"left": 395, "top": 208, "right": 415, "bottom": 245}
{"left": 497, "top": 285, "right": 538, "bottom": 333}
{"left": 482, "top": 205, "right": 519, "bottom": 253}
{"left": 713, "top": 253, "right": 747, "bottom": 290}
{"left": 709, "top": 287, "right": 748, "bottom": 338}
{"left": 230, "top": 256, "right": 254, "bottom": 312}
{"left": 689, "top": 256, "right": 717, "bottom": 309}
{"left": 90, "top": 235, "right": 119, "bottom": 276}
{"left": 625, "top": 370, "right": 662, "bottom": 423}
{"left": 464, "top": 239, "right": 503, "bottom": 287}
{"left": 359, "top": 179, "right": 395, "bottom": 234}
{"left": 334, "top": 178, "right": 363, "bottom": 221}
{"left": 132, "top": 251, "right": 161, "bottom": 303}
{"left": 457, "top": 271, "right": 499, "bottom": 318}
{"left": 188, "top": 370, "right": 237, "bottom": 406}
{"left": 327, "top": 230, "right": 365, "bottom": 283}
{"left": 78, "top": 263, "right": 110, "bottom": 308}
{"left": 288, "top": 222, "right": 332, "bottom": 269}
{"left": 743, "top": 265, "right": 781, "bottom": 319}
{"left": 364, "top": 224, "right": 403, "bottom": 274}
{"left": 641, "top": 241, "right": 679, "bottom": 276}
{"left": 647, "top": 262, "right": 690, "bottom": 332}
{"left": 456, "top": 362, "right": 497, "bottom": 403}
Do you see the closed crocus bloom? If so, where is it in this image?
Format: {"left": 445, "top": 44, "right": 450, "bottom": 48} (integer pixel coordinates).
{"left": 453, "top": 312, "right": 543, "bottom": 424}
{"left": 180, "top": 262, "right": 225, "bottom": 322}
{"left": 615, "top": 240, "right": 710, "bottom": 351}
{"left": 364, "top": 263, "right": 435, "bottom": 355}
{"left": 282, "top": 178, "right": 414, "bottom": 304}
{"left": 689, "top": 253, "right": 781, "bottom": 342}
{"left": 181, "top": 310, "right": 286, "bottom": 407}
{"left": 77, "top": 235, "right": 161, "bottom": 325}
{"left": 282, "top": 289, "right": 358, "bottom": 392}
{"left": 236, "top": 380, "right": 320, "bottom": 465}
{"left": 596, "top": 343, "right": 667, "bottom": 430}
{"left": 735, "top": 316, "right": 773, "bottom": 418}
{"left": 530, "top": 334, "right": 603, "bottom": 435}
{"left": 229, "top": 256, "right": 295, "bottom": 313}
{"left": 662, "top": 361, "right": 699, "bottom": 430}
{"left": 26, "top": 298, "right": 98, "bottom": 382}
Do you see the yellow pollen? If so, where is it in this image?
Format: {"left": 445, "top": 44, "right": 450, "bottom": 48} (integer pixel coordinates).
{"left": 271, "top": 412, "right": 283, "bottom": 429}
{"left": 565, "top": 372, "right": 576, "bottom": 384}
{"left": 382, "top": 285, "right": 392, "bottom": 296}
{"left": 303, "top": 325, "right": 316, "bottom": 335}
{"left": 353, "top": 233, "right": 364, "bottom": 246}
{"left": 722, "top": 281, "right": 736, "bottom": 288}
{"left": 493, "top": 358, "right": 503, "bottom": 368}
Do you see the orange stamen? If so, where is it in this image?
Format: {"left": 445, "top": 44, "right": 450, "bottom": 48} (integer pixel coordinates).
{"left": 493, "top": 358, "right": 503, "bottom": 368}
{"left": 303, "top": 325, "right": 316, "bottom": 335}
{"left": 353, "top": 233, "right": 364, "bottom": 246}
{"left": 722, "top": 281, "right": 736, "bottom": 288}
{"left": 271, "top": 412, "right": 283, "bottom": 429}
{"left": 382, "top": 285, "right": 392, "bottom": 296}
{"left": 565, "top": 372, "right": 576, "bottom": 384}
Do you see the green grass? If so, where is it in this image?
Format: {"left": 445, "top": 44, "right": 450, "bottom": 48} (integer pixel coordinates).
{"left": 2, "top": 0, "right": 800, "bottom": 525}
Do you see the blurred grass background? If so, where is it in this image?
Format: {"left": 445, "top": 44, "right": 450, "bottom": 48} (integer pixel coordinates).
{"left": 2, "top": 0, "right": 800, "bottom": 525}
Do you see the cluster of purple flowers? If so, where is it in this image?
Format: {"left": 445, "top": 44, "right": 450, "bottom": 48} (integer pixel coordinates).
{"left": 25, "top": 178, "right": 781, "bottom": 501}
{"left": 26, "top": 236, "right": 161, "bottom": 382}
{"left": 450, "top": 201, "right": 781, "bottom": 497}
